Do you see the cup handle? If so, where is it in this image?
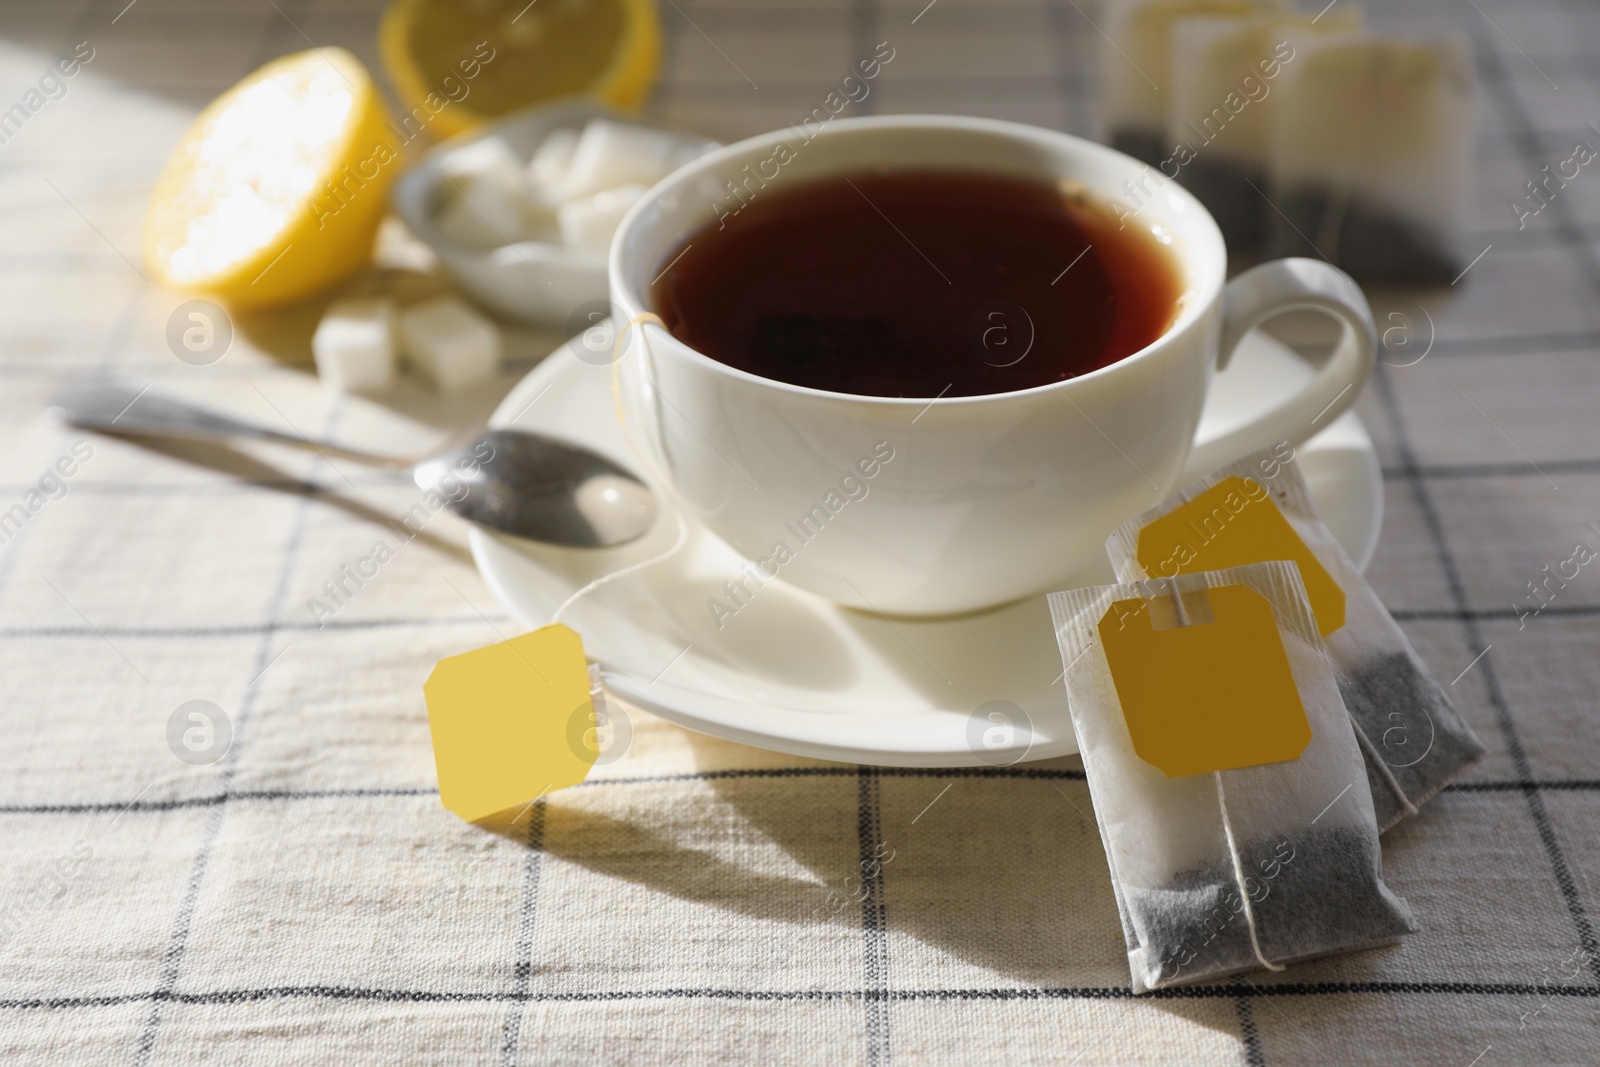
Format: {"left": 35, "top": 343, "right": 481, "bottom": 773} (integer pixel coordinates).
{"left": 1178, "top": 258, "right": 1377, "bottom": 485}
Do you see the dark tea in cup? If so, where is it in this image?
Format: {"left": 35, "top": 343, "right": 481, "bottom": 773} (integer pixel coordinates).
{"left": 650, "top": 169, "right": 1182, "bottom": 398}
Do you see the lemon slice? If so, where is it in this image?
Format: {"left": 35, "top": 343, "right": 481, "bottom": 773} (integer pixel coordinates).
{"left": 379, "top": 0, "right": 661, "bottom": 140}
{"left": 143, "top": 48, "right": 398, "bottom": 309}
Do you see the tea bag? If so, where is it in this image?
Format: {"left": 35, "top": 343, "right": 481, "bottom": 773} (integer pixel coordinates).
{"left": 1049, "top": 562, "right": 1418, "bottom": 991}
{"left": 1266, "top": 35, "right": 1476, "bottom": 283}
{"left": 1099, "top": 0, "right": 1284, "bottom": 168}
{"left": 1105, "top": 444, "right": 1486, "bottom": 832}
{"left": 1165, "top": 8, "right": 1362, "bottom": 255}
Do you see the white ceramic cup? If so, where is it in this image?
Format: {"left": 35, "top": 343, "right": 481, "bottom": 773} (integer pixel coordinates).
{"left": 609, "top": 115, "right": 1375, "bottom": 616}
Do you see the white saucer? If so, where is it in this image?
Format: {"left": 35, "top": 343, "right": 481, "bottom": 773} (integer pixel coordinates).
{"left": 472, "top": 330, "right": 1383, "bottom": 767}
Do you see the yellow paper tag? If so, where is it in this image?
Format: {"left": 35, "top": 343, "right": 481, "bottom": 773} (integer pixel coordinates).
{"left": 1099, "top": 585, "right": 1312, "bottom": 778}
{"left": 1136, "top": 477, "right": 1345, "bottom": 636}
{"left": 424, "top": 623, "right": 598, "bottom": 823}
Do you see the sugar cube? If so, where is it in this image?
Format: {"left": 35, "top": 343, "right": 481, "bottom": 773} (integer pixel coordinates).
{"left": 437, "top": 135, "right": 524, "bottom": 184}
{"left": 562, "top": 120, "right": 683, "bottom": 198}
{"left": 433, "top": 136, "right": 539, "bottom": 249}
{"left": 432, "top": 186, "right": 519, "bottom": 248}
{"left": 557, "top": 183, "right": 647, "bottom": 255}
{"left": 527, "top": 127, "right": 580, "bottom": 203}
{"left": 312, "top": 297, "right": 395, "bottom": 392}
{"left": 398, "top": 295, "right": 501, "bottom": 392}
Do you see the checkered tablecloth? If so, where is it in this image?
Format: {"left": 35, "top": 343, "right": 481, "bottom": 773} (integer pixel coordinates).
{"left": 3, "top": 0, "right": 1600, "bottom": 1063}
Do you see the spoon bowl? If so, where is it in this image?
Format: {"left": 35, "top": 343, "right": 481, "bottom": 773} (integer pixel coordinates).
{"left": 414, "top": 429, "right": 656, "bottom": 547}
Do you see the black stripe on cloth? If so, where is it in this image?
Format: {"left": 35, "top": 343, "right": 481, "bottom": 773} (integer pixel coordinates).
{"left": 0, "top": 616, "right": 510, "bottom": 639}
{"left": 1382, "top": 459, "right": 1600, "bottom": 481}
{"left": 6, "top": 979, "right": 1600, "bottom": 1012}
{"left": 857, "top": 766, "right": 891, "bottom": 1065}
{"left": 1390, "top": 604, "right": 1600, "bottom": 622}
{"left": 501, "top": 799, "right": 548, "bottom": 1066}
{"left": 1389, "top": 329, "right": 1600, "bottom": 359}
{"left": 0, "top": 476, "right": 405, "bottom": 496}
{"left": 1448, "top": 781, "right": 1600, "bottom": 792}
{"left": 14, "top": 599, "right": 1600, "bottom": 641}
{"left": 1470, "top": 226, "right": 1600, "bottom": 250}
{"left": 1232, "top": 976, "right": 1266, "bottom": 1067}
{"left": 10, "top": 774, "right": 1600, "bottom": 820}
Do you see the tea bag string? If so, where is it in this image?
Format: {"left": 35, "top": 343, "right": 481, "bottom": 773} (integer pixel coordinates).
{"left": 552, "top": 513, "right": 685, "bottom": 738}
{"left": 551, "top": 510, "right": 689, "bottom": 628}
{"left": 610, "top": 311, "right": 668, "bottom": 430}
{"left": 553, "top": 308, "right": 691, "bottom": 628}
{"left": 1164, "top": 575, "right": 1189, "bottom": 626}
{"left": 1213, "top": 772, "right": 1284, "bottom": 973}
{"left": 1163, "top": 578, "right": 1284, "bottom": 975}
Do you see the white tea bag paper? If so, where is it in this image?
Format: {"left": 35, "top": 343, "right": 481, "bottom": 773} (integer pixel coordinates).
{"left": 1098, "top": 0, "right": 1285, "bottom": 167}
{"left": 1165, "top": 8, "right": 1361, "bottom": 253}
{"left": 1049, "top": 562, "right": 1417, "bottom": 991}
{"left": 1105, "top": 444, "right": 1486, "bottom": 831}
{"left": 1267, "top": 34, "right": 1476, "bottom": 283}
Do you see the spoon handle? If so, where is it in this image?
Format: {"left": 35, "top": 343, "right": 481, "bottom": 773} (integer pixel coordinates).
{"left": 48, "top": 380, "right": 411, "bottom": 469}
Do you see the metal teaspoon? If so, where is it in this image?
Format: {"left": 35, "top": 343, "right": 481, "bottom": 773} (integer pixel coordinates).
{"left": 47, "top": 379, "right": 657, "bottom": 548}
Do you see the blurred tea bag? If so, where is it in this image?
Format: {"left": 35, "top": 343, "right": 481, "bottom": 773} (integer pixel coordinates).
{"left": 1266, "top": 35, "right": 1476, "bottom": 282}
{"left": 1049, "top": 561, "right": 1417, "bottom": 991}
{"left": 1106, "top": 444, "right": 1486, "bottom": 832}
{"left": 1099, "top": 0, "right": 1284, "bottom": 168}
{"left": 1166, "top": 8, "right": 1361, "bottom": 255}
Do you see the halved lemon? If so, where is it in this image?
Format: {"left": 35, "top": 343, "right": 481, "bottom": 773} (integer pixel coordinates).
{"left": 143, "top": 48, "right": 398, "bottom": 309}
{"left": 378, "top": 0, "right": 661, "bottom": 141}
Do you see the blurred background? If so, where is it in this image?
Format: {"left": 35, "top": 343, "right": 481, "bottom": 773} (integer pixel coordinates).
{"left": 8, "top": 0, "right": 1587, "bottom": 413}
